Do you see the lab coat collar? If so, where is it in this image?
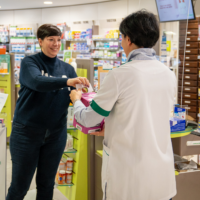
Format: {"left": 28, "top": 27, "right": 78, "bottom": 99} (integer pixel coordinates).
{"left": 127, "top": 48, "right": 157, "bottom": 62}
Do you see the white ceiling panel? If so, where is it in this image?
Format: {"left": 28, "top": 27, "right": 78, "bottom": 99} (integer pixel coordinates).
{"left": 0, "top": 0, "right": 115, "bottom": 10}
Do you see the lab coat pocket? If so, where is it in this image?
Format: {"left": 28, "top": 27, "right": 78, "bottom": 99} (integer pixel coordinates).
{"left": 102, "top": 140, "right": 111, "bottom": 200}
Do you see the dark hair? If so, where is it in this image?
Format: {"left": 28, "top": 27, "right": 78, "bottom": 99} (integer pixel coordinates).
{"left": 119, "top": 10, "right": 159, "bottom": 48}
{"left": 37, "top": 24, "right": 62, "bottom": 40}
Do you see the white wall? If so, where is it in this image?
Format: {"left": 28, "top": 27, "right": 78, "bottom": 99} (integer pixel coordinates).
{"left": 42, "top": 7, "right": 70, "bottom": 24}
{"left": 0, "top": 0, "right": 133, "bottom": 25}
{"left": 14, "top": 9, "right": 42, "bottom": 24}
{"left": 0, "top": 0, "right": 199, "bottom": 25}
{"left": 97, "top": 0, "right": 128, "bottom": 20}
{"left": 0, "top": 11, "right": 14, "bottom": 24}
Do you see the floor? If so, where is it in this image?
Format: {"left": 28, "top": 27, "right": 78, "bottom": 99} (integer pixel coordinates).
{"left": 6, "top": 146, "right": 68, "bottom": 200}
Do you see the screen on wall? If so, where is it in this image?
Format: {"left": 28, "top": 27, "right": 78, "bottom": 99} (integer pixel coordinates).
{"left": 155, "top": 0, "right": 195, "bottom": 22}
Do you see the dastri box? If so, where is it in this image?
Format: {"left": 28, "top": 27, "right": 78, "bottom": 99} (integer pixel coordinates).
{"left": 73, "top": 92, "right": 105, "bottom": 134}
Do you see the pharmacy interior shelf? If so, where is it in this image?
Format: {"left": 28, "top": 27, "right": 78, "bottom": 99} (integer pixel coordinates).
{"left": 170, "top": 126, "right": 198, "bottom": 138}
{"left": 63, "top": 149, "right": 77, "bottom": 154}
{"left": 96, "top": 150, "right": 103, "bottom": 158}
{"left": 0, "top": 73, "right": 9, "bottom": 75}
{"left": 72, "top": 50, "right": 90, "bottom": 53}
{"left": 92, "top": 38, "right": 120, "bottom": 41}
{"left": 10, "top": 51, "right": 35, "bottom": 54}
{"left": 65, "top": 39, "right": 87, "bottom": 42}
{"left": 55, "top": 183, "right": 74, "bottom": 187}
{"left": 91, "top": 56, "right": 119, "bottom": 59}
{"left": 67, "top": 128, "right": 78, "bottom": 130}
{"left": 91, "top": 47, "right": 119, "bottom": 50}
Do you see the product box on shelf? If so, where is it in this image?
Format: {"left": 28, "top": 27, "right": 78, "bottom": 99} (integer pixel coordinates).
{"left": 170, "top": 106, "right": 186, "bottom": 132}
{"left": 170, "top": 117, "right": 186, "bottom": 132}
{"left": 67, "top": 106, "right": 74, "bottom": 129}
{"left": 73, "top": 91, "right": 105, "bottom": 134}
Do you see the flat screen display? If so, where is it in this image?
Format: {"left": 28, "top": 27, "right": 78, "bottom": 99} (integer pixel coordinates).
{"left": 155, "top": 0, "right": 195, "bottom": 22}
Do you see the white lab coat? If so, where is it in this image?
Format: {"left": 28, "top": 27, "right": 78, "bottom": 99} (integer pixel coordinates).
{"left": 74, "top": 59, "right": 177, "bottom": 200}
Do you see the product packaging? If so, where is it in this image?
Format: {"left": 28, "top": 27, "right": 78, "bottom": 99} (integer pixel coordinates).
{"left": 170, "top": 117, "right": 186, "bottom": 132}
{"left": 65, "top": 134, "right": 73, "bottom": 150}
{"left": 73, "top": 85, "right": 105, "bottom": 134}
{"left": 67, "top": 106, "right": 74, "bottom": 129}
{"left": 170, "top": 106, "right": 186, "bottom": 132}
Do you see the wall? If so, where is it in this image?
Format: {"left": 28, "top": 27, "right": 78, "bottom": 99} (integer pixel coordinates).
{"left": 0, "top": 0, "right": 160, "bottom": 25}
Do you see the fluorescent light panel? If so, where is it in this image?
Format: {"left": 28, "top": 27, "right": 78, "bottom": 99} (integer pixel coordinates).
{"left": 44, "top": 1, "right": 53, "bottom": 4}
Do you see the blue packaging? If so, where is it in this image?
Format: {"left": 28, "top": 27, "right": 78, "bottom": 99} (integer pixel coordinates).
{"left": 170, "top": 117, "right": 186, "bottom": 132}
{"left": 174, "top": 107, "right": 186, "bottom": 120}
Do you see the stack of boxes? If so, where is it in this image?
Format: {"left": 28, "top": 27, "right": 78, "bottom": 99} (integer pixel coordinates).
{"left": 178, "top": 18, "right": 200, "bottom": 121}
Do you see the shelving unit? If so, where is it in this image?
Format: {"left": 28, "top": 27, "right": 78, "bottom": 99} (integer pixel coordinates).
{"left": 0, "top": 54, "right": 15, "bottom": 137}
{"left": 57, "top": 129, "right": 88, "bottom": 200}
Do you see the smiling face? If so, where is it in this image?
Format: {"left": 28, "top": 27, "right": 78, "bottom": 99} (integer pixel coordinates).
{"left": 38, "top": 36, "right": 61, "bottom": 58}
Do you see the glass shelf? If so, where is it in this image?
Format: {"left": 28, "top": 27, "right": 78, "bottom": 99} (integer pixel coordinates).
{"left": 0, "top": 73, "right": 9, "bottom": 75}
{"left": 91, "top": 47, "right": 119, "bottom": 50}
{"left": 64, "top": 149, "right": 77, "bottom": 154}
{"left": 66, "top": 39, "right": 87, "bottom": 42}
{"left": 91, "top": 56, "right": 119, "bottom": 59}
{"left": 92, "top": 38, "right": 119, "bottom": 41}
{"left": 67, "top": 127, "right": 77, "bottom": 130}
{"left": 55, "top": 182, "right": 73, "bottom": 187}
{"left": 72, "top": 50, "right": 90, "bottom": 53}
{"left": 96, "top": 150, "right": 103, "bottom": 158}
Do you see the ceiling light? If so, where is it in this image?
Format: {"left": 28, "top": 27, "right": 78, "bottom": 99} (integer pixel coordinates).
{"left": 0, "top": 6, "right": 1, "bottom": 8}
{"left": 44, "top": 1, "right": 53, "bottom": 4}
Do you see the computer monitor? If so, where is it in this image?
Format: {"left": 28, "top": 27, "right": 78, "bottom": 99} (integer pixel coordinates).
{"left": 155, "top": 0, "right": 196, "bottom": 22}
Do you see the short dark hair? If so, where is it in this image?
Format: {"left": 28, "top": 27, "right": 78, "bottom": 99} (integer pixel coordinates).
{"left": 119, "top": 10, "right": 159, "bottom": 48}
{"left": 37, "top": 24, "right": 62, "bottom": 40}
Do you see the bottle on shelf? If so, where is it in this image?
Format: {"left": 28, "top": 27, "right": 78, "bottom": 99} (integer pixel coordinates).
{"left": 71, "top": 58, "right": 77, "bottom": 72}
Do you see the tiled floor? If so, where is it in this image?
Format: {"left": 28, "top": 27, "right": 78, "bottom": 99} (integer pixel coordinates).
{"left": 6, "top": 146, "right": 68, "bottom": 200}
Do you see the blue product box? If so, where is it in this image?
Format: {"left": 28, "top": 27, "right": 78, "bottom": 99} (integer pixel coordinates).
{"left": 170, "top": 117, "right": 186, "bottom": 132}
{"left": 174, "top": 107, "right": 186, "bottom": 120}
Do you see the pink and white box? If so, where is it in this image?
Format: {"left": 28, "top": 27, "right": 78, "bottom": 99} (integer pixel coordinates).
{"left": 73, "top": 92, "right": 104, "bottom": 134}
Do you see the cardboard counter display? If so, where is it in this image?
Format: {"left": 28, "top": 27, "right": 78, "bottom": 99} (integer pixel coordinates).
{"left": 172, "top": 133, "right": 200, "bottom": 156}
{"left": 173, "top": 171, "right": 200, "bottom": 200}
{"left": 0, "top": 127, "right": 7, "bottom": 200}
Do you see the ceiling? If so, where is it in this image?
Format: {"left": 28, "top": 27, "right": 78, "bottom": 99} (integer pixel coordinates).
{"left": 0, "top": 0, "right": 116, "bottom": 10}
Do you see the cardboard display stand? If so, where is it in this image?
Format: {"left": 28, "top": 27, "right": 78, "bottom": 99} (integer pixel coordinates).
{"left": 0, "top": 127, "right": 7, "bottom": 200}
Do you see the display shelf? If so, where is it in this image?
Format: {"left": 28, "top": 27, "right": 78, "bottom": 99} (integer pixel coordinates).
{"left": 67, "top": 127, "right": 77, "bottom": 130}
{"left": 96, "top": 150, "right": 103, "bottom": 158}
{"left": 72, "top": 50, "right": 90, "bottom": 53}
{"left": 66, "top": 39, "right": 87, "bottom": 42}
{"left": 91, "top": 56, "right": 119, "bottom": 59}
{"left": 55, "top": 182, "right": 74, "bottom": 187}
{"left": 58, "top": 129, "right": 88, "bottom": 200}
{"left": 0, "top": 73, "right": 9, "bottom": 75}
{"left": 170, "top": 126, "right": 198, "bottom": 138}
{"left": 91, "top": 47, "right": 119, "bottom": 50}
{"left": 63, "top": 149, "right": 77, "bottom": 154}
{"left": 10, "top": 51, "right": 35, "bottom": 54}
{"left": 175, "top": 171, "right": 179, "bottom": 176}
{"left": 92, "top": 38, "right": 119, "bottom": 41}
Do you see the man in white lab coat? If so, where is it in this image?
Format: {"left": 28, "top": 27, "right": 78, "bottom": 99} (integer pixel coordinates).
{"left": 70, "top": 10, "right": 176, "bottom": 200}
